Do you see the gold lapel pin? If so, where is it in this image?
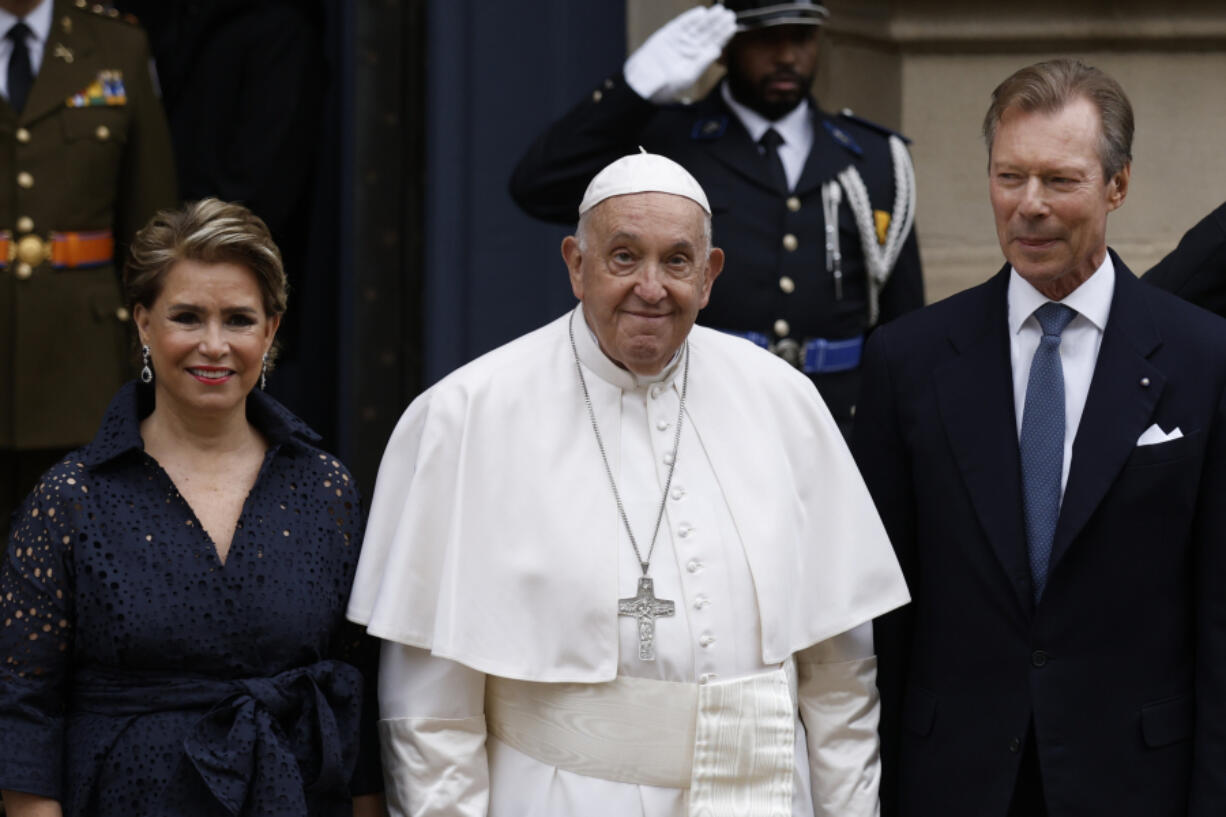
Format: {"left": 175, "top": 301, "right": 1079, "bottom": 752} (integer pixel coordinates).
{"left": 54, "top": 43, "right": 74, "bottom": 64}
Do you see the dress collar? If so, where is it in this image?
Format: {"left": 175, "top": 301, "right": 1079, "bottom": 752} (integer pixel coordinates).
{"left": 79, "top": 380, "right": 322, "bottom": 468}
{"left": 719, "top": 80, "right": 811, "bottom": 149}
{"left": 570, "top": 304, "right": 686, "bottom": 392}
{"left": 0, "top": 0, "right": 52, "bottom": 48}
{"left": 1007, "top": 250, "right": 1115, "bottom": 337}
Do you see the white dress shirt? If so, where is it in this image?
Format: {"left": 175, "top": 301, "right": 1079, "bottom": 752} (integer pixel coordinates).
{"left": 721, "top": 81, "right": 813, "bottom": 192}
{"left": 1008, "top": 253, "right": 1115, "bottom": 496}
{"left": 0, "top": 0, "right": 51, "bottom": 101}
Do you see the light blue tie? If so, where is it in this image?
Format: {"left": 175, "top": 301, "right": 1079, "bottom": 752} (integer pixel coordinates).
{"left": 1020, "top": 302, "right": 1076, "bottom": 602}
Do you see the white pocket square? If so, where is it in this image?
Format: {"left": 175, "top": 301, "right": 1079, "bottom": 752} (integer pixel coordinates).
{"left": 1136, "top": 424, "right": 1183, "bottom": 446}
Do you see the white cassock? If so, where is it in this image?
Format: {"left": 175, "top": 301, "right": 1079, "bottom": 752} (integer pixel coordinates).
{"left": 347, "top": 305, "right": 909, "bottom": 817}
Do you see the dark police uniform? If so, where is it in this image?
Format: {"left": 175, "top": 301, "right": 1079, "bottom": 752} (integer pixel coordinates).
{"left": 0, "top": 0, "right": 176, "bottom": 534}
{"left": 510, "top": 73, "right": 924, "bottom": 435}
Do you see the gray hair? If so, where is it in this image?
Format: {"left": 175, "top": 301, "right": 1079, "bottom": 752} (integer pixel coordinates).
{"left": 983, "top": 58, "right": 1134, "bottom": 180}
{"left": 575, "top": 199, "right": 713, "bottom": 256}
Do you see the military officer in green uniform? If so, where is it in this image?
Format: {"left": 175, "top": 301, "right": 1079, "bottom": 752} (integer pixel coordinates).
{"left": 0, "top": 0, "right": 176, "bottom": 538}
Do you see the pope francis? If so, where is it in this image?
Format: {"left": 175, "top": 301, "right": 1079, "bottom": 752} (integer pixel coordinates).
{"left": 347, "top": 152, "right": 910, "bottom": 817}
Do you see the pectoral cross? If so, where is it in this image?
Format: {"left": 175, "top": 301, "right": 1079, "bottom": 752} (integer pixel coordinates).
{"left": 618, "top": 576, "right": 674, "bottom": 661}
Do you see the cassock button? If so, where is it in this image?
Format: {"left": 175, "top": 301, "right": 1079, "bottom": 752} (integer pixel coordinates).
{"left": 16, "top": 216, "right": 33, "bottom": 234}
{"left": 678, "top": 524, "right": 691, "bottom": 538}
{"left": 686, "top": 559, "right": 702, "bottom": 573}
{"left": 1140, "top": 377, "right": 1151, "bottom": 388}
{"left": 786, "top": 196, "right": 801, "bottom": 212}
{"left": 693, "top": 594, "right": 710, "bottom": 610}
{"left": 17, "top": 171, "right": 34, "bottom": 189}
{"left": 671, "top": 487, "right": 685, "bottom": 500}
{"left": 699, "top": 634, "right": 715, "bottom": 647}
{"left": 650, "top": 385, "right": 662, "bottom": 399}
{"left": 663, "top": 452, "right": 675, "bottom": 466}
{"left": 657, "top": 419, "right": 670, "bottom": 431}
{"left": 15, "top": 127, "right": 30, "bottom": 144}
{"left": 779, "top": 276, "right": 795, "bottom": 294}
{"left": 14, "top": 262, "right": 33, "bottom": 280}
{"left": 699, "top": 672, "right": 718, "bottom": 684}
{"left": 782, "top": 233, "right": 798, "bottom": 252}
{"left": 774, "top": 318, "right": 790, "bottom": 337}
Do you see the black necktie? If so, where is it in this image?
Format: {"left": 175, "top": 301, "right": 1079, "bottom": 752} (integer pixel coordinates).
{"left": 759, "top": 128, "right": 789, "bottom": 194}
{"left": 6, "top": 21, "right": 32, "bottom": 115}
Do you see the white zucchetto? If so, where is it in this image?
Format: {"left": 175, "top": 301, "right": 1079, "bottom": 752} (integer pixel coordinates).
{"left": 578, "top": 149, "right": 711, "bottom": 216}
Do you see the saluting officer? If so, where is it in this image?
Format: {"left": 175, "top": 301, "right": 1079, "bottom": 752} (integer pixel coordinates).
{"left": 0, "top": 0, "right": 176, "bottom": 536}
{"left": 511, "top": 0, "right": 923, "bottom": 437}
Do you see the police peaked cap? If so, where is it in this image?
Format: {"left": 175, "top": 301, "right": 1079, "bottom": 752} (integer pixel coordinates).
{"left": 719, "top": 0, "right": 830, "bottom": 28}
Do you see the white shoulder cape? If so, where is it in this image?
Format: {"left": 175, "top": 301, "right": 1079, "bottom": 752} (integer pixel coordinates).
{"left": 348, "top": 310, "right": 908, "bottom": 682}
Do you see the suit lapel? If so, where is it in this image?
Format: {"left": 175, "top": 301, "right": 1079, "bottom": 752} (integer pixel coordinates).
{"left": 21, "top": 1, "right": 98, "bottom": 126}
{"left": 700, "top": 96, "right": 777, "bottom": 194}
{"left": 1049, "top": 255, "right": 1164, "bottom": 574}
{"left": 793, "top": 109, "right": 857, "bottom": 197}
{"left": 933, "top": 267, "right": 1035, "bottom": 614}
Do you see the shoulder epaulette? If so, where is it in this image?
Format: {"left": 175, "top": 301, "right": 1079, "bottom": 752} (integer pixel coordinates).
{"left": 70, "top": 0, "right": 141, "bottom": 25}
{"left": 838, "top": 109, "right": 912, "bottom": 145}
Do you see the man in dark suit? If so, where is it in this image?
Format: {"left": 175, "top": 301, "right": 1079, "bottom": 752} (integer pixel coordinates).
{"left": 0, "top": 0, "right": 176, "bottom": 537}
{"left": 853, "top": 58, "right": 1226, "bottom": 817}
{"left": 510, "top": 0, "right": 923, "bottom": 437}
{"left": 1143, "top": 201, "right": 1226, "bottom": 317}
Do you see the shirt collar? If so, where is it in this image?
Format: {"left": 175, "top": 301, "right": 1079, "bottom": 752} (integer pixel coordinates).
{"left": 720, "top": 80, "right": 811, "bottom": 148}
{"left": 1007, "top": 250, "right": 1115, "bottom": 337}
{"left": 79, "top": 380, "right": 323, "bottom": 469}
{"left": 571, "top": 304, "right": 685, "bottom": 392}
{"left": 0, "top": 0, "right": 53, "bottom": 46}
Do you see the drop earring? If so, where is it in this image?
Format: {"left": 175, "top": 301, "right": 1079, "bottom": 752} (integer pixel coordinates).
{"left": 140, "top": 345, "right": 153, "bottom": 384}
{"left": 260, "top": 353, "right": 268, "bottom": 390}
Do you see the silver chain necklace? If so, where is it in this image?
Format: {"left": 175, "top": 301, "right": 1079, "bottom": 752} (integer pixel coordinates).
{"left": 568, "top": 310, "right": 686, "bottom": 660}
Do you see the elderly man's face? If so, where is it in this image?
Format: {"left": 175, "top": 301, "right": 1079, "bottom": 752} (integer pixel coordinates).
{"left": 723, "top": 24, "right": 819, "bottom": 121}
{"left": 562, "top": 193, "right": 723, "bottom": 376}
{"left": 989, "top": 96, "right": 1129, "bottom": 300}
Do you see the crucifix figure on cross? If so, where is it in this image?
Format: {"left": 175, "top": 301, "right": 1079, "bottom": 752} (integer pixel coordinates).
{"left": 618, "top": 576, "right": 675, "bottom": 661}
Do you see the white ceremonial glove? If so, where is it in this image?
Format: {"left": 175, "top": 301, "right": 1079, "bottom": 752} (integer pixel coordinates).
{"left": 623, "top": 5, "right": 738, "bottom": 103}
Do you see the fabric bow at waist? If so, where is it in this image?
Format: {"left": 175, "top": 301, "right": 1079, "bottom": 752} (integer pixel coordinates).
{"left": 72, "top": 660, "right": 363, "bottom": 816}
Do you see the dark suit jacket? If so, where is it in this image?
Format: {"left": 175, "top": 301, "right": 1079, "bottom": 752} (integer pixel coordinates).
{"left": 853, "top": 253, "right": 1226, "bottom": 817}
{"left": 1143, "top": 201, "right": 1226, "bottom": 318}
{"left": 510, "top": 74, "right": 924, "bottom": 433}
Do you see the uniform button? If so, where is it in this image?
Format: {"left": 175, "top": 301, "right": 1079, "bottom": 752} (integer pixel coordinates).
{"left": 693, "top": 594, "right": 710, "bottom": 610}
{"left": 779, "top": 276, "right": 795, "bottom": 294}
{"left": 671, "top": 487, "right": 685, "bottom": 500}
{"left": 592, "top": 89, "right": 603, "bottom": 102}
{"left": 699, "top": 634, "right": 715, "bottom": 647}
{"left": 657, "top": 419, "right": 670, "bottom": 431}
{"left": 115, "top": 306, "right": 130, "bottom": 322}
{"left": 95, "top": 124, "right": 111, "bottom": 141}
{"left": 14, "top": 262, "right": 33, "bottom": 280}
{"left": 17, "top": 171, "right": 34, "bottom": 189}
{"left": 1032, "top": 649, "right": 1048, "bottom": 668}
{"left": 75, "top": 0, "right": 86, "bottom": 7}
{"left": 686, "top": 559, "right": 702, "bottom": 573}
{"left": 782, "top": 233, "right": 798, "bottom": 252}
{"left": 1009, "top": 736, "right": 1022, "bottom": 753}
{"left": 663, "top": 451, "right": 675, "bottom": 465}
{"left": 773, "top": 318, "right": 790, "bottom": 337}
{"left": 15, "top": 127, "right": 30, "bottom": 144}
{"left": 92, "top": 4, "right": 104, "bottom": 13}
{"left": 15, "top": 216, "right": 33, "bottom": 233}
{"left": 786, "top": 196, "right": 801, "bottom": 212}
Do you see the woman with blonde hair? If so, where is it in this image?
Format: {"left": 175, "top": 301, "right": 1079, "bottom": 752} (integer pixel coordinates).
{"left": 0, "top": 199, "right": 382, "bottom": 816}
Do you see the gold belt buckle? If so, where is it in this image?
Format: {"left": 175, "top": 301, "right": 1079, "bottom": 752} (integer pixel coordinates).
{"left": 15, "top": 234, "right": 51, "bottom": 266}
